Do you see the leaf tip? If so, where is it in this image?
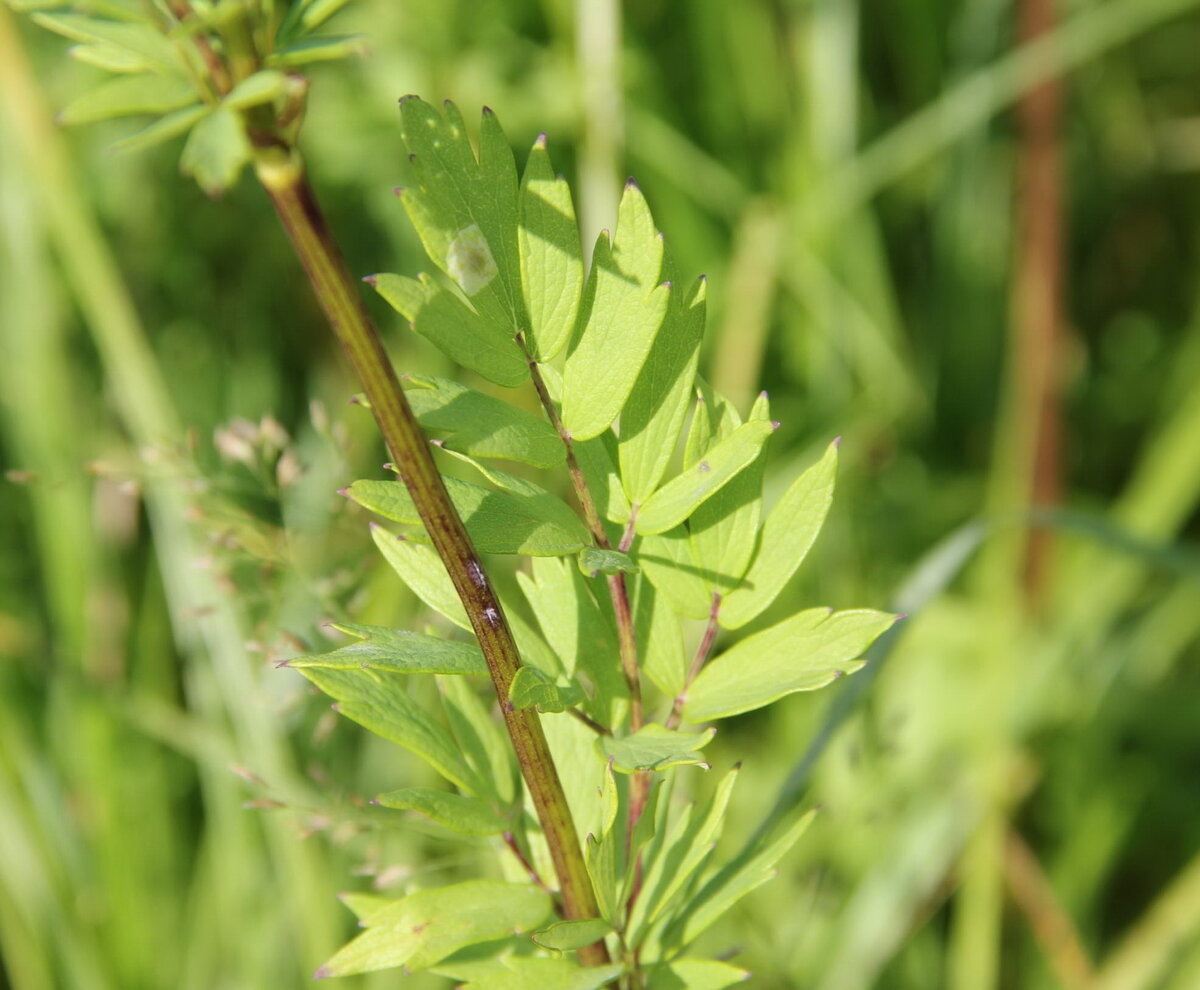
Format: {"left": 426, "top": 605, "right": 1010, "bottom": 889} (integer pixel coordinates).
{"left": 832, "top": 435, "right": 843, "bottom": 448}
{"left": 361, "top": 273, "right": 378, "bottom": 287}
{"left": 625, "top": 176, "right": 639, "bottom": 189}
{"left": 770, "top": 420, "right": 781, "bottom": 431}
{"left": 313, "top": 964, "right": 333, "bottom": 979}
{"left": 335, "top": 486, "right": 351, "bottom": 497}
{"left": 392, "top": 185, "right": 405, "bottom": 197}
{"left": 274, "top": 659, "right": 291, "bottom": 668}
{"left": 382, "top": 461, "right": 397, "bottom": 472}
{"left": 534, "top": 132, "right": 547, "bottom": 148}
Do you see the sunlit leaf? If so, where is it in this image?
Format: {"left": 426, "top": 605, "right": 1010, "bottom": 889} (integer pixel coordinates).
{"left": 519, "top": 133, "right": 583, "bottom": 361}
{"left": 314, "top": 880, "right": 551, "bottom": 978}
{"left": 627, "top": 767, "right": 738, "bottom": 944}
{"left": 636, "top": 526, "right": 713, "bottom": 620}
{"left": 684, "top": 608, "right": 897, "bottom": 722}
{"left": 397, "top": 98, "right": 526, "bottom": 343}
{"left": 370, "top": 526, "right": 470, "bottom": 631}
{"left": 284, "top": 622, "right": 485, "bottom": 675}
{"left": 663, "top": 809, "right": 816, "bottom": 949}
{"left": 689, "top": 391, "right": 771, "bottom": 594}
{"left": 634, "top": 419, "right": 775, "bottom": 535}
{"left": 347, "top": 477, "right": 588, "bottom": 556}
{"left": 619, "top": 274, "right": 706, "bottom": 502}
{"left": 719, "top": 439, "right": 839, "bottom": 629}
{"left": 563, "top": 182, "right": 670, "bottom": 440}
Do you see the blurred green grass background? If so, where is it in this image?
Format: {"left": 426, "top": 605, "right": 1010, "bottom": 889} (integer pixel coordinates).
{"left": 3, "top": 0, "right": 1200, "bottom": 987}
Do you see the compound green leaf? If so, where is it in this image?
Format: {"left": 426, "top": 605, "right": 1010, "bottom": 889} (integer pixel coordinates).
{"left": 519, "top": 134, "right": 583, "bottom": 361}
{"left": 370, "top": 526, "right": 470, "bottom": 630}
{"left": 619, "top": 274, "right": 706, "bottom": 502}
{"left": 314, "top": 880, "right": 551, "bottom": 978}
{"left": 403, "top": 374, "right": 563, "bottom": 468}
{"left": 508, "top": 666, "right": 585, "bottom": 713}
{"left": 374, "top": 787, "right": 507, "bottom": 836}
{"left": 180, "top": 106, "right": 250, "bottom": 195}
{"left": 636, "top": 527, "right": 713, "bottom": 620}
{"left": 684, "top": 608, "right": 898, "bottom": 722}
{"left": 597, "top": 723, "right": 715, "bottom": 774}
{"left": 439, "top": 956, "right": 622, "bottom": 990}
{"left": 299, "top": 667, "right": 477, "bottom": 793}
{"left": 284, "top": 622, "right": 485, "bottom": 675}
{"left": 58, "top": 73, "right": 196, "bottom": 125}
{"left": 719, "top": 439, "right": 839, "bottom": 629}
{"left": 532, "top": 917, "right": 612, "bottom": 951}
{"left": 645, "top": 959, "right": 750, "bottom": 990}
{"left": 635, "top": 419, "right": 775, "bottom": 536}
{"left": 397, "top": 98, "right": 525, "bottom": 340}
{"left": 563, "top": 182, "right": 670, "bottom": 440}
{"left": 348, "top": 477, "right": 587, "bottom": 556}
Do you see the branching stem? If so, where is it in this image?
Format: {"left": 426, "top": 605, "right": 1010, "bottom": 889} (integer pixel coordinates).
{"left": 252, "top": 149, "right": 608, "bottom": 965}
{"left": 666, "top": 592, "right": 722, "bottom": 729}
{"left": 520, "top": 340, "right": 643, "bottom": 733}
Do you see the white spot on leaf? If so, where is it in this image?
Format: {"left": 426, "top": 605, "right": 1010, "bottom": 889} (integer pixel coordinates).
{"left": 447, "top": 224, "right": 498, "bottom": 296}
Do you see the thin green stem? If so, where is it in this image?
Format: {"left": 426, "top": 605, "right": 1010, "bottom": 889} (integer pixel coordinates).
{"left": 252, "top": 148, "right": 608, "bottom": 963}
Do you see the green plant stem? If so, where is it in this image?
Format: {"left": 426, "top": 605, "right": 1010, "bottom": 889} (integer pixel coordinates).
{"left": 522, "top": 345, "right": 643, "bottom": 732}
{"left": 251, "top": 147, "right": 608, "bottom": 964}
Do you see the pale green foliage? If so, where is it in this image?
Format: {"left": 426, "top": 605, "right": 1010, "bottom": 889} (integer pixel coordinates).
{"left": 313, "top": 880, "right": 551, "bottom": 978}
{"left": 373, "top": 787, "right": 508, "bottom": 836}
{"left": 31, "top": 0, "right": 361, "bottom": 191}
{"left": 292, "top": 98, "right": 893, "bottom": 979}
{"left": 284, "top": 621, "right": 486, "bottom": 675}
